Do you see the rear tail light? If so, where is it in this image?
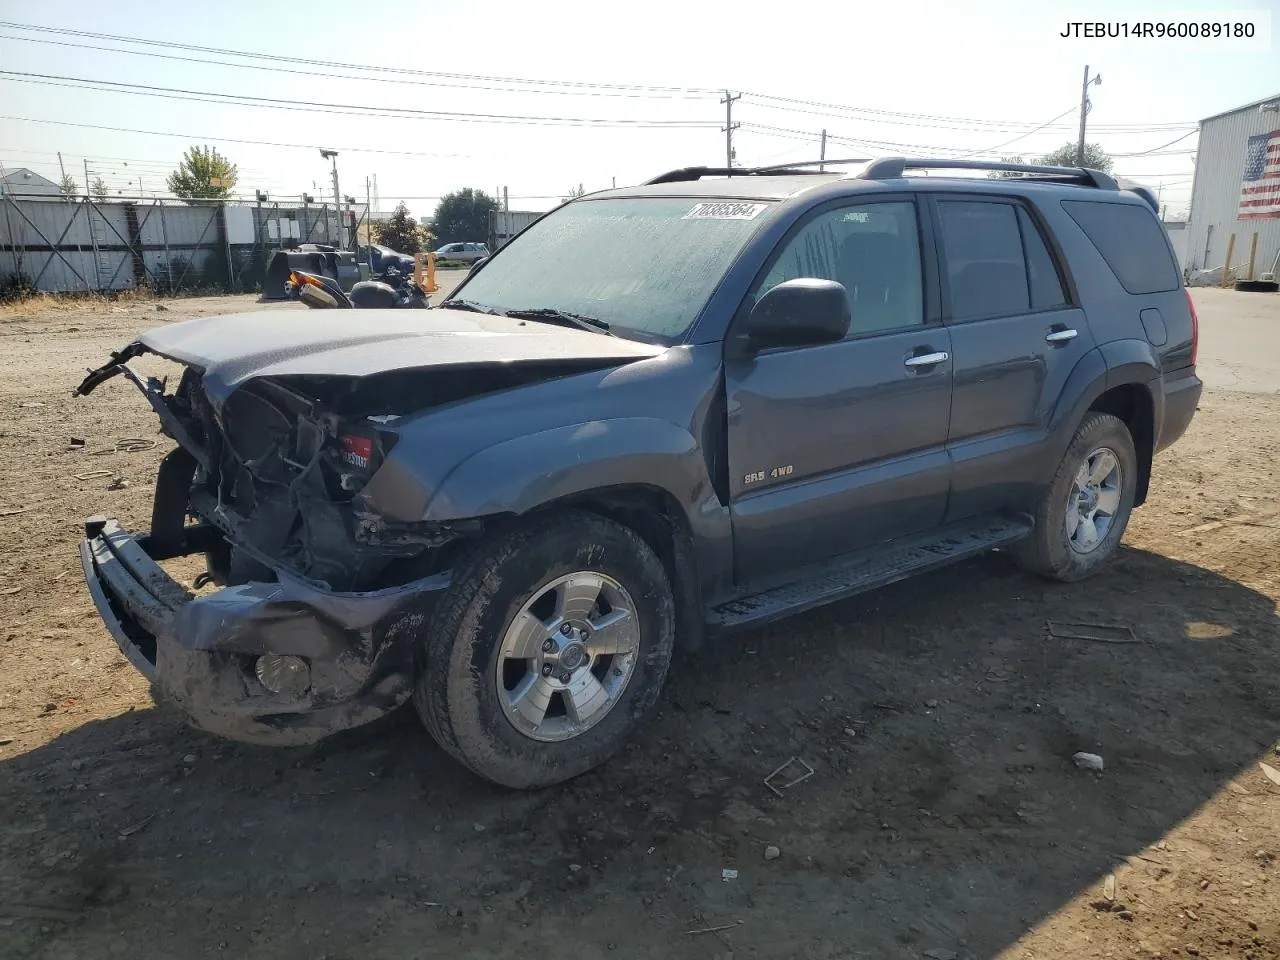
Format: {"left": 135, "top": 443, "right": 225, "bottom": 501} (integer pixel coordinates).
{"left": 1185, "top": 287, "right": 1199, "bottom": 366}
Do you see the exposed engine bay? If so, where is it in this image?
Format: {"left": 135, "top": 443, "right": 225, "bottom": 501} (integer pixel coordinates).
{"left": 78, "top": 347, "right": 619, "bottom": 592}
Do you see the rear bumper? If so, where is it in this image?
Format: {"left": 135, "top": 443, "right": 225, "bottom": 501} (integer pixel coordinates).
{"left": 1156, "top": 371, "right": 1202, "bottom": 453}
{"left": 79, "top": 516, "right": 449, "bottom": 746}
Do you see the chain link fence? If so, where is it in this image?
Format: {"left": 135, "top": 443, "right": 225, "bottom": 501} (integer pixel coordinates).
{"left": 0, "top": 194, "right": 368, "bottom": 296}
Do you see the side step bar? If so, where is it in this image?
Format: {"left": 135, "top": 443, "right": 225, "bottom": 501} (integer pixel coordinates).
{"left": 708, "top": 513, "right": 1033, "bottom": 633}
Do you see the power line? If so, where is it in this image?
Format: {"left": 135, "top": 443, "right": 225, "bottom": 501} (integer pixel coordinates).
{"left": 739, "top": 91, "right": 1196, "bottom": 132}
{"left": 0, "top": 114, "right": 476, "bottom": 158}
{"left": 0, "top": 70, "right": 720, "bottom": 127}
{"left": 0, "top": 20, "right": 721, "bottom": 96}
{"left": 1110, "top": 130, "right": 1199, "bottom": 157}
{"left": 0, "top": 31, "right": 717, "bottom": 101}
{"left": 958, "top": 104, "right": 1082, "bottom": 158}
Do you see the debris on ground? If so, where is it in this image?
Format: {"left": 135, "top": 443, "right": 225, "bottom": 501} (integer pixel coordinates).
{"left": 764, "top": 756, "right": 815, "bottom": 797}
{"left": 1104, "top": 873, "right": 1116, "bottom": 901}
{"left": 1048, "top": 621, "right": 1141, "bottom": 644}
{"left": 107, "top": 477, "right": 130, "bottom": 490}
{"left": 1259, "top": 761, "right": 1280, "bottom": 786}
{"left": 68, "top": 437, "right": 85, "bottom": 448}
{"left": 18, "top": 402, "right": 45, "bottom": 408}
{"left": 924, "top": 699, "right": 940, "bottom": 708}
{"left": 922, "top": 948, "right": 958, "bottom": 960}
{"left": 74, "top": 470, "right": 112, "bottom": 482}
{"left": 684, "top": 920, "right": 742, "bottom": 936}
{"left": 721, "top": 868, "right": 738, "bottom": 881}
{"left": 117, "top": 815, "right": 154, "bottom": 839}
{"left": 1073, "top": 752, "right": 1105, "bottom": 773}
{"left": 764, "top": 845, "right": 781, "bottom": 861}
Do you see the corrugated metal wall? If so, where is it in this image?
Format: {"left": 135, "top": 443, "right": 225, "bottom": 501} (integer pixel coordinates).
{"left": 1186, "top": 99, "right": 1280, "bottom": 278}
{"left": 1, "top": 197, "right": 359, "bottom": 293}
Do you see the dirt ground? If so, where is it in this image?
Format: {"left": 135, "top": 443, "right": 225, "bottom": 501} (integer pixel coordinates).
{"left": 1, "top": 289, "right": 1278, "bottom": 960}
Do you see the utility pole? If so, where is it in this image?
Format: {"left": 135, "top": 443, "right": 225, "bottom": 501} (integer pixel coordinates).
{"left": 365, "top": 176, "right": 372, "bottom": 248}
{"left": 721, "top": 90, "right": 741, "bottom": 174}
{"left": 503, "top": 186, "right": 509, "bottom": 213}
{"left": 820, "top": 130, "right": 827, "bottom": 171}
{"left": 1076, "top": 65, "right": 1102, "bottom": 166}
{"left": 320, "top": 149, "right": 341, "bottom": 243}
{"left": 83, "top": 158, "right": 90, "bottom": 199}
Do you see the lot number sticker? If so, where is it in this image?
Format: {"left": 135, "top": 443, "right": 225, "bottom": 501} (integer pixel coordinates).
{"left": 683, "top": 201, "right": 769, "bottom": 221}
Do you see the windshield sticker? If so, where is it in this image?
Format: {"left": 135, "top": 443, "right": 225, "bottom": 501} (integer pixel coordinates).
{"left": 683, "top": 201, "right": 769, "bottom": 221}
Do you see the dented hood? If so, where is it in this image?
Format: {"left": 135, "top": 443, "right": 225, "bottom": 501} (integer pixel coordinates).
{"left": 133, "top": 310, "right": 664, "bottom": 403}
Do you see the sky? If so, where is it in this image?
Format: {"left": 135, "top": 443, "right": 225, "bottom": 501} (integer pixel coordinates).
{"left": 1, "top": 0, "right": 1277, "bottom": 220}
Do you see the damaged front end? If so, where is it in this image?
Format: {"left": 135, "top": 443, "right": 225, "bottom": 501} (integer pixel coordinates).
{"left": 74, "top": 348, "right": 480, "bottom": 745}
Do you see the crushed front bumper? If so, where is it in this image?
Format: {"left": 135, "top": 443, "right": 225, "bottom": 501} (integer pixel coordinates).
{"left": 79, "top": 516, "right": 449, "bottom": 746}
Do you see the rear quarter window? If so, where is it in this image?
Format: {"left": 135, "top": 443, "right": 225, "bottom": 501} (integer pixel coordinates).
{"left": 1061, "top": 200, "right": 1179, "bottom": 295}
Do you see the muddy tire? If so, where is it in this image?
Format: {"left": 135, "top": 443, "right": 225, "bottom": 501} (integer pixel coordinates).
{"left": 414, "top": 510, "right": 675, "bottom": 789}
{"left": 1013, "top": 412, "right": 1138, "bottom": 582}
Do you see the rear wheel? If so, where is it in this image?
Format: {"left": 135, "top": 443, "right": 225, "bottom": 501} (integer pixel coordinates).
{"left": 1013, "top": 412, "right": 1138, "bottom": 582}
{"left": 414, "top": 511, "right": 675, "bottom": 788}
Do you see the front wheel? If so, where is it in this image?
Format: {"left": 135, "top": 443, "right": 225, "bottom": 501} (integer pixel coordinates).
{"left": 414, "top": 511, "right": 675, "bottom": 789}
{"left": 1013, "top": 412, "right": 1138, "bottom": 582}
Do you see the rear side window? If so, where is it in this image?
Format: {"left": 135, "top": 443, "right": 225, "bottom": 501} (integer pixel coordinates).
{"left": 937, "top": 201, "right": 1029, "bottom": 320}
{"left": 1061, "top": 200, "right": 1179, "bottom": 294}
{"left": 1017, "top": 207, "right": 1067, "bottom": 310}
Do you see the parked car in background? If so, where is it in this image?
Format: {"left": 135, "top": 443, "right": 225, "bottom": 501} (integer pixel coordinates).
{"left": 435, "top": 241, "right": 489, "bottom": 263}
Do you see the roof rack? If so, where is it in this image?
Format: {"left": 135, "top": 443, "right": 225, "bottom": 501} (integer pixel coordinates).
{"left": 859, "top": 158, "right": 1118, "bottom": 190}
{"left": 644, "top": 158, "right": 871, "bottom": 185}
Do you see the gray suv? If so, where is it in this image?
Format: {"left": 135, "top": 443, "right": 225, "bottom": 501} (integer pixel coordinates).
{"left": 77, "top": 158, "right": 1200, "bottom": 788}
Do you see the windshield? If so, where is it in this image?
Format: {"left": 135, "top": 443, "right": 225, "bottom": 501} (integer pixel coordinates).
{"left": 451, "top": 197, "right": 774, "bottom": 340}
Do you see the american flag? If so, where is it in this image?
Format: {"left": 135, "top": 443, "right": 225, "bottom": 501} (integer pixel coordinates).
{"left": 1239, "top": 130, "right": 1280, "bottom": 219}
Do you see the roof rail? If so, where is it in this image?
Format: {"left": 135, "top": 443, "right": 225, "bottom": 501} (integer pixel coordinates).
{"left": 859, "top": 157, "right": 1118, "bottom": 190}
{"left": 643, "top": 158, "right": 871, "bottom": 185}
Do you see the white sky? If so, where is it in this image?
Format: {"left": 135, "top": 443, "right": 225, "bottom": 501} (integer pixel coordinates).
{"left": 2, "top": 0, "right": 1277, "bottom": 220}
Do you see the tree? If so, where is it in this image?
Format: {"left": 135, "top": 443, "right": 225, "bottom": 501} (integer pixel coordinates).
{"left": 1040, "top": 141, "right": 1114, "bottom": 173}
{"left": 561, "top": 183, "right": 586, "bottom": 204}
{"left": 374, "top": 203, "right": 425, "bottom": 254}
{"left": 987, "top": 156, "right": 1027, "bottom": 179}
{"left": 431, "top": 188, "right": 498, "bottom": 245}
{"left": 166, "top": 145, "right": 238, "bottom": 200}
{"left": 58, "top": 174, "right": 78, "bottom": 198}
{"left": 90, "top": 177, "right": 109, "bottom": 201}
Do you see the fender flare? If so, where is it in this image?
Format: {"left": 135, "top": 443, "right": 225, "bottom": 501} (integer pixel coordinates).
{"left": 1046, "top": 342, "right": 1159, "bottom": 479}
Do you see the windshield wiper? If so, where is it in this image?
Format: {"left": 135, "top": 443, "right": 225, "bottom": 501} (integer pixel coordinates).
{"left": 504, "top": 308, "right": 612, "bottom": 335}
{"left": 437, "top": 298, "right": 503, "bottom": 314}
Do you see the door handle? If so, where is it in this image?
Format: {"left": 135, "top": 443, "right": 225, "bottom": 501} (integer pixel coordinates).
{"left": 904, "top": 351, "right": 949, "bottom": 368}
{"left": 1045, "top": 328, "right": 1079, "bottom": 343}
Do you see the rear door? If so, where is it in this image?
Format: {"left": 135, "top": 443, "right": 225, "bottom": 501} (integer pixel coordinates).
{"left": 929, "top": 196, "right": 1095, "bottom": 519}
{"left": 725, "top": 196, "right": 953, "bottom": 583}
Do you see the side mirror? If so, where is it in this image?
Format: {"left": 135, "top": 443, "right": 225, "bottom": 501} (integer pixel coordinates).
{"left": 467, "top": 256, "right": 489, "bottom": 277}
{"left": 747, "top": 278, "right": 850, "bottom": 347}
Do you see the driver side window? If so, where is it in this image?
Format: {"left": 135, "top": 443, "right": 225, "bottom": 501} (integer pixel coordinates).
{"left": 757, "top": 201, "right": 924, "bottom": 337}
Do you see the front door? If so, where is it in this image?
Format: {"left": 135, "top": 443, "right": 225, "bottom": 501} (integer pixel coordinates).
{"left": 928, "top": 197, "right": 1097, "bottom": 520}
{"left": 725, "top": 197, "right": 953, "bottom": 585}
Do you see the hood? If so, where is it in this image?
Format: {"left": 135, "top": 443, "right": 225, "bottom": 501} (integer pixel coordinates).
{"left": 133, "top": 310, "right": 665, "bottom": 403}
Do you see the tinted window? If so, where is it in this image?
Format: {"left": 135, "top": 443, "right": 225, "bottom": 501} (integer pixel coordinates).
{"left": 454, "top": 197, "right": 772, "bottom": 340}
{"left": 938, "top": 201, "right": 1029, "bottom": 320}
{"left": 757, "top": 201, "right": 923, "bottom": 336}
{"left": 1062, "top": 200, "right": 1179, "bottom": 294}
{"left": 1017, "top": 207, "right": 1067, "bottom": 309}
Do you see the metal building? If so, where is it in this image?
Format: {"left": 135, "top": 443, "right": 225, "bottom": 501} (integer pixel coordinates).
{"left": 1185, "top": 92, "right": 1280, "bottom": 281}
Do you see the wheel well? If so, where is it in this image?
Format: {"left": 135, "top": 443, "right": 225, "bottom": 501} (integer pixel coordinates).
{"left": 1089, "top": 383, "right": 1154, "bottom": 506}
{"left": 549, "top": 486, "right": 705, "bottom": 652}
